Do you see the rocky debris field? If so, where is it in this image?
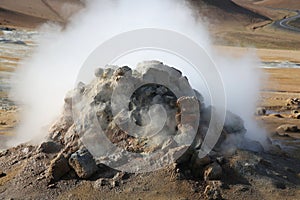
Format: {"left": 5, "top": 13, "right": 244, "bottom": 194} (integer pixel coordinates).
{"left": 0, "top": 61, "right": 299, "bottom": 199}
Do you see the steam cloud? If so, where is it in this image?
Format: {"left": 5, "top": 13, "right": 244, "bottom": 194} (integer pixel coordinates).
{"left": 8, "top": 0, "right": 266, "bottom": 146}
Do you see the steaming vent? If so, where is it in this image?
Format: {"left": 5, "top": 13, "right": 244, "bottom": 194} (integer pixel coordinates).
{"left": 43, "top": 61, "right": 263, "bottom": 181}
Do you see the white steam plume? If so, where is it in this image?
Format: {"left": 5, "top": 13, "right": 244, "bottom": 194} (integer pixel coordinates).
{"left": 8, "top": 0, "right": 266, "bottom": 146}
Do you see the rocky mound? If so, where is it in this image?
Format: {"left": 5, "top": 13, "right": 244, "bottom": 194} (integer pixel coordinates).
{"left": 43, "top": 61, "right": 254, "bottom": 181}
{"left": 1, "top": 61, "right": 300, "bottom": 200}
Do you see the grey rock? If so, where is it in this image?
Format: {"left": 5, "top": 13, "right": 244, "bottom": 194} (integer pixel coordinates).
{"left": 224, "top": 111, "right": 246, "bottom": 134}
{"left": 240, "top": 139, "right": 264, "bottom": 153}
{"left": 69, "top": 149, "right": 98, "bottom": 179}
{"left": 44, "top": 61, "right": 249, "bottom": 181}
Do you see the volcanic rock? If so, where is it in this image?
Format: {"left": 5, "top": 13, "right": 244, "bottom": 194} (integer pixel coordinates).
{"left": 43, "top": 61, "right": 254, "bottom": 181}
{"left": 69, "top": 149, "right": 98, "bottom": 179}
{"left": 38, "top": 141, "right": 62, "bottom": 154}
{"left": 46, "top": 153, "right": 70, "bottom": 182}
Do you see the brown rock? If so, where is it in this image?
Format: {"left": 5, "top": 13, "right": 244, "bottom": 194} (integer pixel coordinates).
{"left": 38, "top": 141, "right": 62, "bottom": 154}
{"left": 46, "top": 153, "right": 70, "bottom": 182}
{"left": 276, "top": 124, "right": 299, "bottom": 133}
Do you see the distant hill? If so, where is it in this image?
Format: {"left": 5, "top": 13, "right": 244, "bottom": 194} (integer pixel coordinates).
{"left": 189, "top": 0, "right": 269, "bottom": 26}
{"left": 1, "top": 0, "right": 300, "bottom": 50}
{"left": 0, "top": 0, "right": 83, "bottom": 28}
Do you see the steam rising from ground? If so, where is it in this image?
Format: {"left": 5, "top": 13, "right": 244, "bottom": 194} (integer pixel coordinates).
{"left": 9, "top": 0, "right": 266, "bottom": 146}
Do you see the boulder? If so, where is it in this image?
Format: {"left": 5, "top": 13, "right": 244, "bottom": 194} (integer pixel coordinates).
{"left": 46, "top": 153, "right": 70, "bottom": 182}
{"left": 224, "top": 111, "right": 246, "bottom": 134}
{"left": 240, "top": 139, "right": 264, "bottom": 153}
{"left": 69, "top": 149, "right": 98, "bottom": 179}
{"left": 38, "top": 141, "right": 62, "bottom": 154}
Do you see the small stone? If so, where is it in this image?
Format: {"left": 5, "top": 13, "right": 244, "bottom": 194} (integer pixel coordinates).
{"left": 276, "top": 124, "right": 299, "bottom": 133}
{"left": 294, "top": 113, "right": 300, "bottom": 119}
{"left": 48, "top": 183, "right": 56, "bottom": 188}
{"left": 69, "top": 149, "right": 98, "bottom": 179}
{"left": 255, "top": 107, "right": 266, "bottom": 116}
{"left": 291, "top": 110, "right": 299, "bottom": 115}
{"left": 204, "top": 181, "right": 223, "bottom": 200}
{"left": 204, "top": 162, "right": 223, "bottom": 181}
{"left": 94, "top": 178, "right": 109, "bottom": 189}
{"left": 277, "top": 132, "right": 290, "bottom": 137}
